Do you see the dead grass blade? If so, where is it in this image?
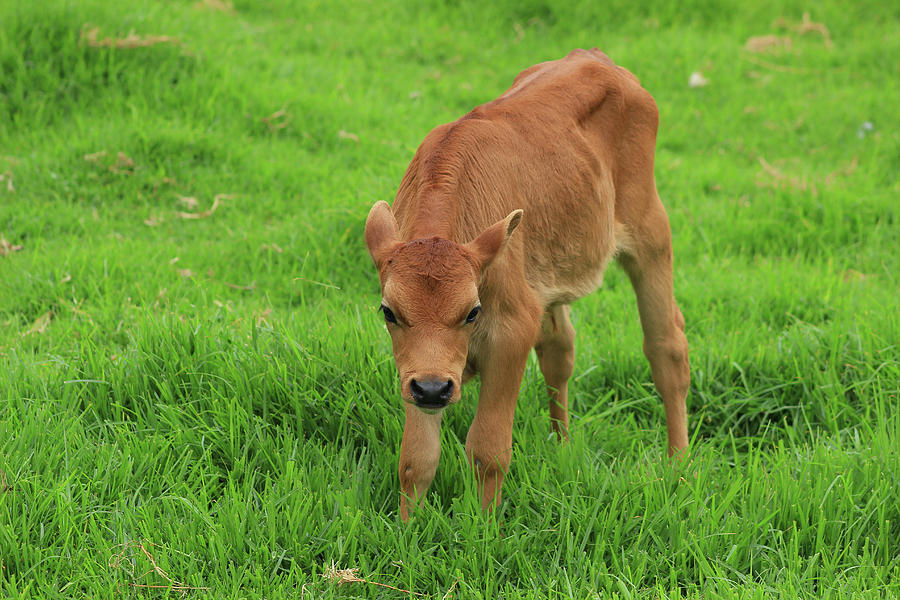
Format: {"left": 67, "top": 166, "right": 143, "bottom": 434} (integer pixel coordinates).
{"left": 0, "top": 156, "right": 17, "bottom": 193}
{"left": 83, "top": 150, "right": 107, "bottom": 163}
{"left": 81, "top": 25, "right": 181, "bottom": 49}
{"left": 178, "top": 195, "right": 199, "bottom": 210}
{"left": 825, "top": 156, "right": 858, "bottom": 186}
{"left": 83, "top": 150, "right": 138, "bottom": 174}
{"left": 741, "top": 54, "right": 815, "bottom": 74}
{"left": 757, "top": 155, "right": 858, "bottom": 194}
{"left": 61, "top": 297, "right": 94, "bottom": 325}
{"left": 744, "top": 35, "right": 792, "bottom": 53}
{"left": 743, "top": 12, "right": 833, "bottom": 71}
{"left": 110, "top": 152, "right": 136, "bottom": 174}
{"left": 773, "top": 12, "right": 833, "bottom": 48}
{"left": 176, "top": 194, "right": 235, "bottom": 219}
{"left": 442, "top": 577, "right": 460, "bottom": 599}
{"left": 338, "top": 130, "right": 360, "bottom": 143}
{"left": 756, "top": 156, "right": 813, "bottom": 193}
{"left": 262, "top": 109, "right": 291, "bottom": 132}
{"left": 322, "top": 562, "right": 425, "bottom": 596}
{"left": 22, "top": 312, "right": 52, "bottom": 337}
{"left": 842, "top": 269, "right": 873, "bottom": 283}
{"left": 152, "top": 176, "right": 177, "bottom": 197}
{"left": 195, "top": 0, "right": 235, "bottom": 12}
{"left": 0, "top": 235, "right": 24, "bottom": 256}
{"left": 109, "top": 540, "right": 209, "bottom": 594}
{"left": 292, "top": 276, "right": 340, "bottom": 290}
{"left": 255, "top": 307, "right": 273, "bottom": 326}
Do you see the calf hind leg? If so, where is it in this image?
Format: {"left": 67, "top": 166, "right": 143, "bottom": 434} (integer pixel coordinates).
{"left": 535, "top": 304, "right": 576, "bottom": 440}
{"left": 619, "top": 209, "right": 690, "bottom": 456}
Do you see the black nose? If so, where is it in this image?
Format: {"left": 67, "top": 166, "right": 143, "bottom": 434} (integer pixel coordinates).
{"left": 410, "top": 378, "right": 454, "bottom": 408}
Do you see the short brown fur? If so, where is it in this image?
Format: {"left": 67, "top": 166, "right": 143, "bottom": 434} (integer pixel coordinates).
{"left": 366, "top": 49, "right": 689, "bottom": 521}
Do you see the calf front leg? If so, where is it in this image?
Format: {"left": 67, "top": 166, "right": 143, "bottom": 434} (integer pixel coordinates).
{"left": 466, "top": 321, "right": 535, "bottom": 512}
{"left": 398, "top": 405, "right": 442, "bottom": 521}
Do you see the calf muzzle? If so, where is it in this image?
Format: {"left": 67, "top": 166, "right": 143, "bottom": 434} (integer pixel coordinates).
{"left": 410, "top": 377, "right": 454, "bottom": 409}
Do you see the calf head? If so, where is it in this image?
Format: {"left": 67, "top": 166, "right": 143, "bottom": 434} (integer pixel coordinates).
{"left": 365, "top": 201, "right": 522, "bottom": 412}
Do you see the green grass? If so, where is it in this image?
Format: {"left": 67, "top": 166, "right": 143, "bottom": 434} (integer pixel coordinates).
{"left": 1, "top": 0, "right": 898, "bottom": 597}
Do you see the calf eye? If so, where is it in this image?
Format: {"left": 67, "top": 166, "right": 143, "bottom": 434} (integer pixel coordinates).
{"left": 465, "top": 306, "right": 481, "bottom": 324}
{"left": 380, "top": 304, "right": 397, "bottom": 324}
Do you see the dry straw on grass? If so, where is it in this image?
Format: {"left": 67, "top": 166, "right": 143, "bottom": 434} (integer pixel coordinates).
{"left": 742, "top": 12, "right": 833, "bottom": 72}
{"left": 81, "top": 25, "right": 181, "bottom": 49}
{"left": 0, "top": 156, "right": 17, "bottom": 193}
{"left": 109, "top": 540, "right": 208, "bottom": 595}
{"left": 84, "top": 150, "right": 138, "bottom": 174}
{"left": 317, "top": 562, "right": 460, "bottom": 598}
{"left": 144, "top": 193, "right": 235, "bottom": 226}
{"left": 194, "top": 0, "right": 235, "bottom": 12}
{"left": 176, "top": 194, "right": 236, "bottom": 219}
{"left": 744, "top": 35, "right": 793, "bottom": 53}
{"left": 321, "top": 561, "right": 426, "bottom": 596}
{"left": 756, "top": 156, "right": 858, "bottom": 196}
{"left": 262, "top": 109, "right": 291, "bottom": 132}
{"left": 0, "top": 173, "right": 13, "bottom": 193}
{"left": 773, "top": 12, "right": 833, "bottom": 48}
{"left": 21, "top": 312, "right": 52, "bottom": 337}
{"left": 0, "top": 235, "right": 24, "bottom": 256}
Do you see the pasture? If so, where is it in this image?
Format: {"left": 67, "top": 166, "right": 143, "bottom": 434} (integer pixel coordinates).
{"left": 1, "top": 0, "right": 898, "bottom": 597}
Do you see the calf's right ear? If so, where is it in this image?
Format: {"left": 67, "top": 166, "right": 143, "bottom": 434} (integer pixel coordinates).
{"left": 365, "top": 201, "right": 401, "bottom": 269}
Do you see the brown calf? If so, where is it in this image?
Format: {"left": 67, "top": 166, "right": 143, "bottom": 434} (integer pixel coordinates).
{"left": 365, "top": 48, "right": 689, "bottom": 521}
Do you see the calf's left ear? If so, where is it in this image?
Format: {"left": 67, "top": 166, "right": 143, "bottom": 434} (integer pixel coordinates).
{"left": 465, "top": 209, "right": 523, "bottom": 269}
{"left": 365, "top": 201, "right": 401, "bottom": 269}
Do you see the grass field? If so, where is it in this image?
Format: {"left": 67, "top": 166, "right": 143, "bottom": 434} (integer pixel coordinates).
{"left": 1, "top": 0, "right": 898, "bottom": 597}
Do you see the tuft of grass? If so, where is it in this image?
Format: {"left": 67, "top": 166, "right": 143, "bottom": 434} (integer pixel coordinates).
{"left": 1, "top": 0, "right": 898, "bottom": 598}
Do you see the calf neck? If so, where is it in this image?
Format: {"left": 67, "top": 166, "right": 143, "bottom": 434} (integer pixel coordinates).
{"left": 365, "top": 49, "right": 690, "bottom": 521}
